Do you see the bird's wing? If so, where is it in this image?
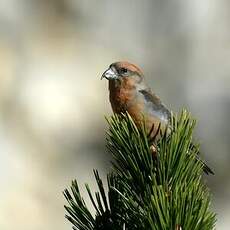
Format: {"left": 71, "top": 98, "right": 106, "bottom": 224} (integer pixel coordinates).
{"left": 139, "top": 89, "right": 171, "bottom": 124}
{"left": 139, "top": 89, "right": 214, "bottom": 175}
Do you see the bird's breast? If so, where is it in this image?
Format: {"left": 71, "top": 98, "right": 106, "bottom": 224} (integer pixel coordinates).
{"left": 109, "top": 80, "right": 136, "bottom": 114}
{"left": 108, "top": 80, "right": 168, "bottom": 140}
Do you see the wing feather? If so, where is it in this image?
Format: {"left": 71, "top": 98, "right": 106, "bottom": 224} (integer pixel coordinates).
{"left": 139, "top": 89, "right": 171, "bottom": 123}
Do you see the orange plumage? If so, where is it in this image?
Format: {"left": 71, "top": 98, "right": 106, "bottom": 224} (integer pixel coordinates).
{"left": 101, "top": 61, "right": 214, "bottom": 174}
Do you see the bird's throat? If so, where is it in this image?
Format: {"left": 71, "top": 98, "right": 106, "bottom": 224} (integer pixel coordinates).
{"left": 109, "top": 80, "right": 135, "bottom": 113}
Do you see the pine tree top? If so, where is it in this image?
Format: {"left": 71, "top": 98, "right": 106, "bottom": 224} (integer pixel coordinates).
{"left": 64, "top": 110, "right": 216, "bottom": 230}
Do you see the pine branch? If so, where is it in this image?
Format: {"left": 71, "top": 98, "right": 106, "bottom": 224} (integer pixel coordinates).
{"left": 64, "top": 171, "right": 128, "bottom": 230}
{"left": 64, "top": 110, "right": 216, "bottom": 230}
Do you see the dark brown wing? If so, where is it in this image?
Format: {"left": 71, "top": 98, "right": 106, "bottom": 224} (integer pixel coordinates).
{"left": 139, "top": 89, "right": 214, "bottom": 175}
{"left": 139, "top": 89, "right": 171, "bottom": 124}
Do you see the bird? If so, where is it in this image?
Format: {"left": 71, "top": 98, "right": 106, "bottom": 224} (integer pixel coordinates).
{"left": 101, "top": 61, "right": 214, "bottom": 175}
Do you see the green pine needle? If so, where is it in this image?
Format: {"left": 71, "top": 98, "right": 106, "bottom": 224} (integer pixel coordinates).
{"left": 64, "top": 110, "right": 216, "bottom": 230}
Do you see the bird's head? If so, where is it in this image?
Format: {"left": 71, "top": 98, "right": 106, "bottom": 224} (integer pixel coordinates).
{"left": 101, "top": 61, "right": 144, "bottom": 87}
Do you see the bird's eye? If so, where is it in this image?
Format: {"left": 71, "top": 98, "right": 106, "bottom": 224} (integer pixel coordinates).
{"left": 119, "top": 68, "right": 128, "bottom": 74}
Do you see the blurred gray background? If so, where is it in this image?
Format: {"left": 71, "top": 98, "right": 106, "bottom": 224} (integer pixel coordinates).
{"left": 0, "top": 0, "right": 229, "bottom": 229}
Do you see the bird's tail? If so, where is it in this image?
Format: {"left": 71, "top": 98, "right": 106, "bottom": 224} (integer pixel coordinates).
{"left": 190, "top": 143, "right": 214, "bottom": 175}
{"left": 196, "top": 156, "right": 214, "bottom": 175}
{"left": 148, "top": 124, "right": 214, "bottom": 175}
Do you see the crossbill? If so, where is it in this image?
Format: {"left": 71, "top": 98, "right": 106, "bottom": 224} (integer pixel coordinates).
{"left": 101, "top": 61, "right": 213, "bottom": 174}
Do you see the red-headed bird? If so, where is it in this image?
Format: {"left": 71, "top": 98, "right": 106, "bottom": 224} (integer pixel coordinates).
{"left": 101, "top": 61, "right": 213, "bottom": 174}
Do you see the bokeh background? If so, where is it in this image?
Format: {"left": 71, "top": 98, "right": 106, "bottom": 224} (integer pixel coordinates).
{"left": 0, "top": 0, "right": 229, "bottom": 229}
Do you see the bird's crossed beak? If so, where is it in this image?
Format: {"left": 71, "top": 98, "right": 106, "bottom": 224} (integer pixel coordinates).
{"left": 101, "top": 67, "right": 118, "bottom": 80}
